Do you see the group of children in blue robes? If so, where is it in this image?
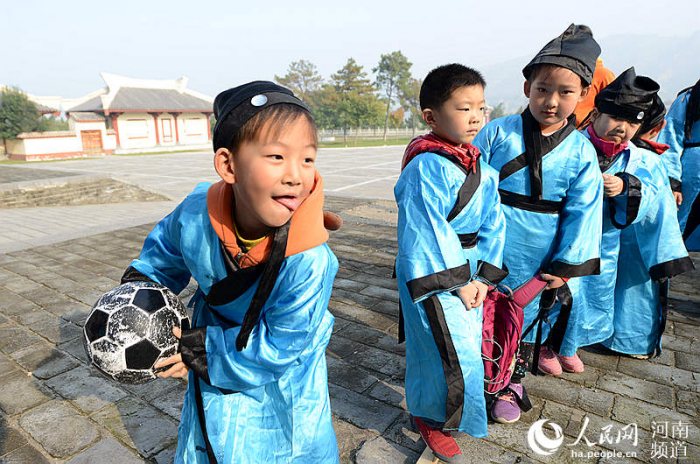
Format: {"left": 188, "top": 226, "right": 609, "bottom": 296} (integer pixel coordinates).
{"left": 115, "top": 23, "right": 697, "bottom": 464}
{"left": 394, "top": 24, "right": 695, "bottom": 462}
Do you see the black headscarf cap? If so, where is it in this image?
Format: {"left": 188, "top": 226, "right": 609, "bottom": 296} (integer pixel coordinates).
{"left": 594, "top": 67, "right": 660, "bottom": 123}
{"left": 522, "top": 24, "right": 601, "bottom": 85}
{"left": 212, "top": 81, "right": 309, "bottom": 151}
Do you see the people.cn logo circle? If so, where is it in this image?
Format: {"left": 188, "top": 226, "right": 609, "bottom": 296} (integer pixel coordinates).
{"left": 527, "top": 419, "right": 564, "bottom": 456}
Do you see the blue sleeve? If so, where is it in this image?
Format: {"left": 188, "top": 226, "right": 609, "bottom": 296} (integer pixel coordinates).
{"left": 609, "top": 153, "right": 663, "bottom": 228}
{"left": 633, "top": 184, "right": 693, "bottom": 280}
{"left": 473, "top": 120, "right": 501, "bottom": 164}
{"left": 548, "top": 144, "right": 603, "bottom": 277}
{"left": 204, "top": 249, "right": 335, "bottom": 391}
{"left": 657, "top": 93, "right": 688, "bottom": 188}
{"left": 129, "top": 201, "right": 193, "bottom": 294}
{"left": 475, "top": 167, "right": 507, "bottom": 283}
{"left": 394, "top": 154, "right": 470, "bottom": 303}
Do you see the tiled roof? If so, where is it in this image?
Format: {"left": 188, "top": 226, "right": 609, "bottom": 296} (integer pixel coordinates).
{"left": 69, "top": 88, "right": 211, "bottom": 113}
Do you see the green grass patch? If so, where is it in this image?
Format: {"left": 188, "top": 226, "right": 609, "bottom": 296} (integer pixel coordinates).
{"left": 318, "top": 136, "right": 414, "bottom": 148}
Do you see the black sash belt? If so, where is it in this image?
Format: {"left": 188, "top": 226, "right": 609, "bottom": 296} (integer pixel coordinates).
{"left": 498, "top": 189, "right": 564, "bottom": 214}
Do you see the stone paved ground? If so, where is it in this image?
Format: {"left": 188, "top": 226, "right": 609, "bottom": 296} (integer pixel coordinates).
{"left": 0, "top": 195, "right": 697, "bottom": 463}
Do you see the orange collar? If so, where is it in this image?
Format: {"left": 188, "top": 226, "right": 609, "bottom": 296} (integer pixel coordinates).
{"left": 207, "top": 172, "right": 328, "bottom": 269}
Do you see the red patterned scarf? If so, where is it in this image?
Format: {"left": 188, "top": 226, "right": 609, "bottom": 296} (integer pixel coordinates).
{"left": 402, "top": 133, "right": 480, "bottom": 172}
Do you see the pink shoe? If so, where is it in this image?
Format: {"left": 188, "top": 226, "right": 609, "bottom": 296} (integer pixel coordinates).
{"left": 537, "top": 346, "right": 563, "bottom": 376}
{"left": 557, "top": 352, "right": 585, "bottom": 373}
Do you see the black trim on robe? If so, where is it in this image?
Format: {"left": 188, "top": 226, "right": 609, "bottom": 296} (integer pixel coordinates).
{"left": 443, "top": 155, "right": 481, "bottom": 222}
{"left": 520, "top": 108, "right": 577, "bottom": 201}
{"left": 234, "top": 222, "right": 289, "bottom": 352}
{"left": 407, "top": 263, "right": 471, "bottom": 303}
{"left": 684, "top": 141, "right": 700, "bottom": 148}
{"left": 121, "top": 266, "right": 156, "bottom": 284}
{"left": 609, "top": 172, "right": 642, "bottom": 229}
{"left": 422, "top": 295, "right": 465, "bottom": 429}
{"left": 545, "top": 284, "right": 573, "bottom": 354}
{"left": 205, "top": 264, "right": 265, "bottom": 307}
{"left": 457, "top": 232, "right": 478, "bottom": 249}
{"left": 499, "top": 153, "right": 528, "bottom": 182}
{"left": 669, "top": 178, "right": 682, "bottom": 193}
{"left": 654, "top": 279, "right": 671, "bottom": 358}
{"left": 180, "top": 327, "right": 211, "bottom": 385}
{"left": 683, "top": 193, "right": 700, "bottom": 243}
{"left": 650, "top": 256, "right": 695, "bottom": 281}
{"left": 475, "top": 260, "right": 509, "bottom": 285}
{"left": 498, "top": 189, "right": 564, "bottom": 214}
{"left": 547, "top": 258, "right": 601, "bottom": 278}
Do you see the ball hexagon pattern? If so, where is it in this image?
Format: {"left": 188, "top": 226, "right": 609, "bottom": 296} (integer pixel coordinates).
{"left": 83, "top": 281, "right": 190, "bottom": 384}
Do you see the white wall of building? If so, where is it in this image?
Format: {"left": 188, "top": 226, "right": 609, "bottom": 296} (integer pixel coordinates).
{"left": 117, "top": 113, "right": 157, "bottom": 149}
{"left": 176, "top": 113, "right": 209, "bottom": 146}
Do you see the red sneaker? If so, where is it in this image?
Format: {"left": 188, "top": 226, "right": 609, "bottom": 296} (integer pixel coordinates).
{"left": 412, "top": 417, "right": 463, "bottom": 463}
{"left": 538, "top": 346, "right": 563, "bottom": 376}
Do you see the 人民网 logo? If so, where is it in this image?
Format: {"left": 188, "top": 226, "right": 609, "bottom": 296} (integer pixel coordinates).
{"left": 527, "top": 419, "right": 564, "bottom": 456}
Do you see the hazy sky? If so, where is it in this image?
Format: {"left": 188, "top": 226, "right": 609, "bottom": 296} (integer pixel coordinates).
{"left": 3, "top": 0, "right": 698, "bottom": 98}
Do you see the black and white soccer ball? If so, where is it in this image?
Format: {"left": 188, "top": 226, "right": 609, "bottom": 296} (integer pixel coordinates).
{"left": 83, "top": 281, "right": 191, "bottom": 384}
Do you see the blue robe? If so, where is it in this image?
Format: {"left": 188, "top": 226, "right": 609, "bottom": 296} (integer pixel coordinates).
{"left": 129, "top": 183, "right": 339, "bottom": 464}
{"left": 394, "top": 154, "right": 506, "bottom": 437}
{"left": 568, "top": 137, "right": 665, "bottom": 355}
{"left": 603, "top": 161, "right": 693, "bottom": 355}
{"left": 473, "top": 112, "right": 603, "bottom": 356}
{"left": 658, "top": 89, "right": 700, "bottom": 251}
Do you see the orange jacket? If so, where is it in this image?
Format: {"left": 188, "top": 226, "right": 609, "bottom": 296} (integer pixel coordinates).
{"left": 574, "top": 58, "right": 615, "bottom": 127}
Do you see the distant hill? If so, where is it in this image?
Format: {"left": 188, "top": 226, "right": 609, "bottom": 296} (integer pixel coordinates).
{"left": 481, "top": 31, "right": 700, "bottom": 113}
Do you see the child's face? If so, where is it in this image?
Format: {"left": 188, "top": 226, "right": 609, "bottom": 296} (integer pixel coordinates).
{"left": 591, "top": 111, "right": 642, "bottom": 145}
{"left": 524, "top": 67, "right": 587, "bottom": 132}
{"left": 426, "top": 85, "right": 485, "bottom": 145}
{"left": 229, "top": 116, "right": 317, "bottom": 238}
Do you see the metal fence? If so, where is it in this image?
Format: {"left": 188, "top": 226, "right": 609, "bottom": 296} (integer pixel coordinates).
{"left": 318, "top": 128, "right": 427, "bottom": 141}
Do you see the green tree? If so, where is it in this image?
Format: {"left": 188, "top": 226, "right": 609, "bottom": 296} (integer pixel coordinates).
{"left": 490, "top": 102, "right": 508, "bottom": 120}
{"left": 0, "top": 87, "right": 41, "bottom": 153}
{"left": 37, "top": 116, "right": 69, "bottom": 131}
{"left": 374, "top": 51, "right": 412, "bottom": 141}
{"left": 274, "top": 59, "right": 324, "bottom": 103}
{"left": 400, "top": 77, "right": 423, "bottom": 137}
{"left": 314, "top": 58, "right": 383, "bottom": 143}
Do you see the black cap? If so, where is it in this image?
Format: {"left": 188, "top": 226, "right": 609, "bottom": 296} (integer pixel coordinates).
{"left": 639, "top": 94, "right": 666, "bottom": 134}
{"left": 522, "top": 24, "right": 601, "bottom": 85}
{"left": 212, "top": 81, "right": 309, "bottom": 151}
{"left": 594, "top": 67, "right": 660, "bottom": 123}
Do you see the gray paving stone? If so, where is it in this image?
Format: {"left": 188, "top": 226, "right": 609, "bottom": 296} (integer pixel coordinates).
{"left": 45, "top": 366, "right": 128, "bottom": 413}
{"left": 611, "top": 396, "right": 699, "bottom": 446}
{"left": 0, "top": 371, "right": 53, "bottom": 415}
{"left": 359, "top": 285, "right": 400, "bottom": 303}
{"left": 150, "top": 387, "right": 185, "bottom": 421}
{"left": 345, "top": 344, "right": 405, "bottom": 378}
{"left": 329, "top": 299, "right": 397, "bottom": 332}
{"left": 19, "top": 399, "right": 99, "bottom": 458}
{"left": 327, "top": 356, "right": 380, "bottom": 394}
{"left": 0, "top": 325, "right": 44, "bottom": 354}
{"left": 0, "top": 444, "right": 51, "bottom": 463}
{"left": 675, "top": 351, "right": 700, "bottom": 373}
{"left": 10, "top": 342, "right": 80, "bottom": 379}
{"left": 332, "top": 417, "right": 376, "bottom": 464}
{"left": 617, "top": 357, "right": 698, "bottom": 392}
{"left": 152, "top": 445, "right": 176, "bottom": 464}
{"left": 329, "top": 384, "right": 402, "bottom": 433}
{"left": 355, "top": 436, "right": 418, "bottom": 464}
{"left": 0, "top": 417, "right": 28, "bottom": 457}
{"left": 90, "top": 396, "right": 178, "bottom": 458}
{"left": 382, "top": 412, "right": 422, "bottom": 453}
{"left": 366, "top": 378, "right": 406, "bottom": 409}
{"left": 65, "top": 437, "right": 146, "bottom": 464}
{"left": 595, "top": 372, "right": 675, "bottom": 408}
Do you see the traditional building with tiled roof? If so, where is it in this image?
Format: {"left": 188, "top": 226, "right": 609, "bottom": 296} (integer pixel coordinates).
{"left": 67, "top": 73, "right": 213, "bottom": 153}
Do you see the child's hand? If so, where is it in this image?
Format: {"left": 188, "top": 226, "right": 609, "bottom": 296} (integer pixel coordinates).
{"left": 673, "top": 191, "right": 683, "bottom": 207}
{"left": 540, "top": 273, "right": 566, "bottom": 290}
{"left": 602, "top": 174, "right": 624, "bottom": 197}
{"left": 457, "top": 281, "right": 489, "bottom": 310}
{"left": 154, "top": 327, "right": 189, "bottom": 379}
